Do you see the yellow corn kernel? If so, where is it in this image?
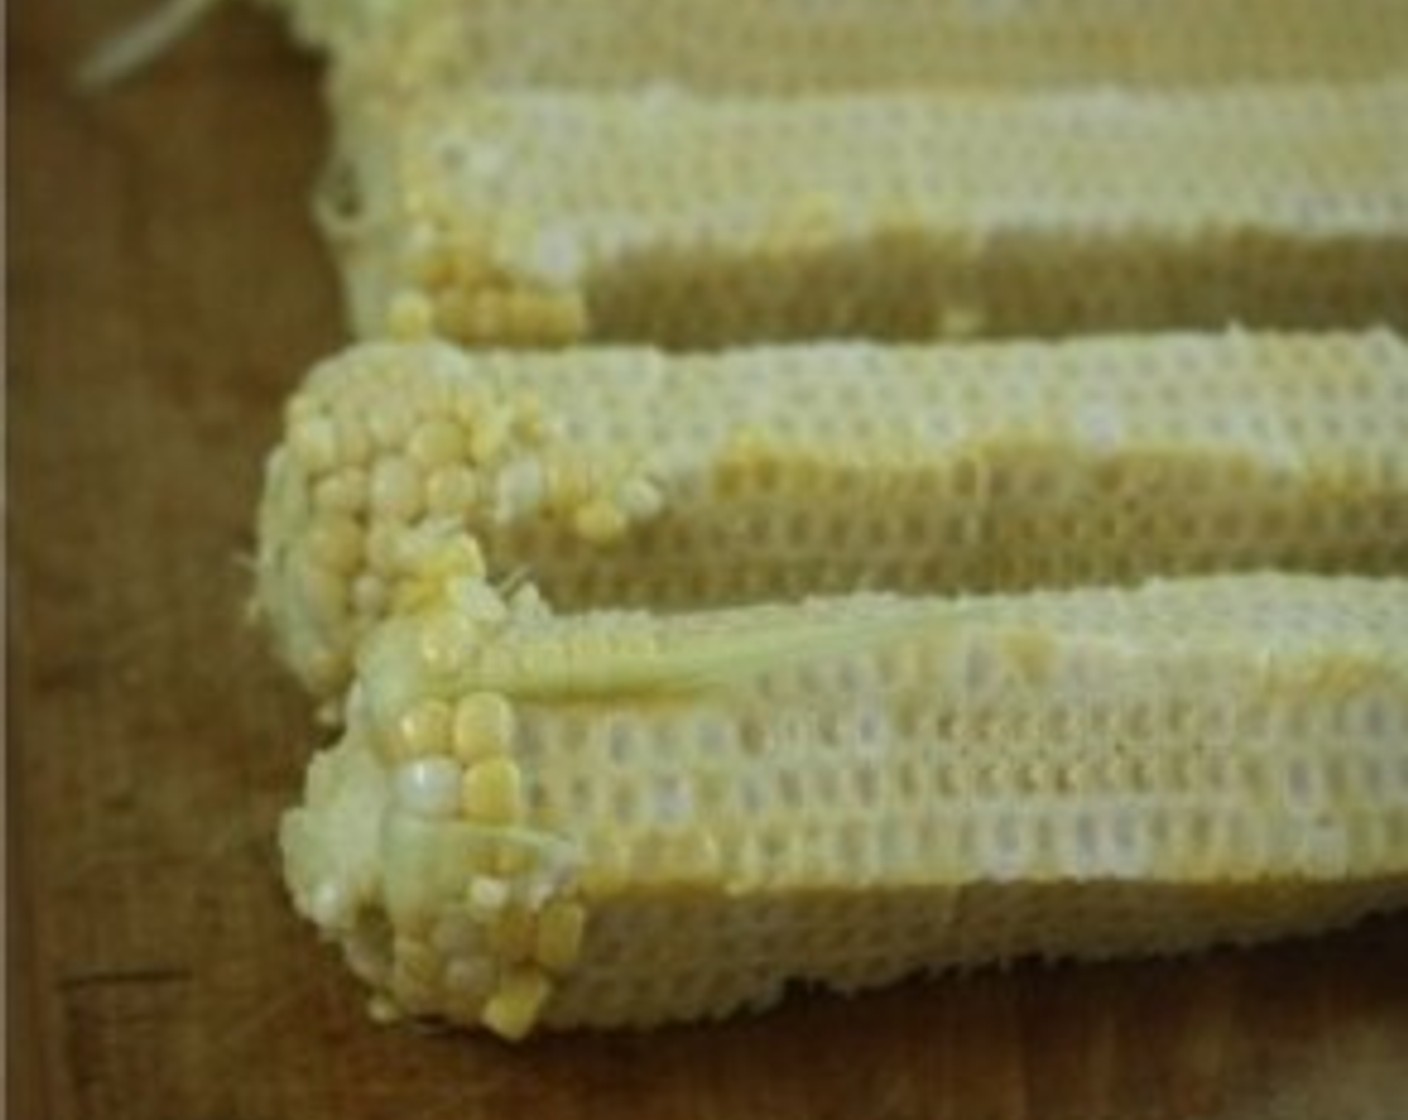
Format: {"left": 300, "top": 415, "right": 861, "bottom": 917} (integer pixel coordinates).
{"left": 387, "top": 700, "right": 452, "bottom": 761}
{"left": 572, "top": 499, "right": 627, "bottom": 545}
{"left": 461, "top": 758, "right": 525, "bottom": 825}
{"left": 452, "top": 692, "right": 516, "bottom": 764}
{"left": 481, "top": 968, "right": 552, "bottom": 1041}
{"left": 466, "top": 876, "right": 511, "bottom": 919}
{"left": 369, "top": 456, "right": 423, "bottom": 520}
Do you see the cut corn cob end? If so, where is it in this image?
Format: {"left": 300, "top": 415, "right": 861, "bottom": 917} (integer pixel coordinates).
{"left": 252, "top": 342, "right": 664, "bottom": 696}
{"left": 283, "top": 571, "right": 1408, "bottom": 1039}
{"left": 281, "top": 575, "right": 592, "bottom": 1041}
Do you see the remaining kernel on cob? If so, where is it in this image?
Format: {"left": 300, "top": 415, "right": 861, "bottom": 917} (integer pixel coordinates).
{"left": 281, "top": 572, "right": 1408, "bottom": 1039}
{"left": 268, "top": 0, "right": 1408, "bottom": 92}
{"left": 321, "top": 79, "right": 1408, "bottom": 348}
{"left": 254, "top": 330, "right": 1408, "bottom": 698}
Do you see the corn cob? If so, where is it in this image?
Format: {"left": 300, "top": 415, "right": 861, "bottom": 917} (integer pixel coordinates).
{"left": 255, "top": 331, "right": 1408, "bottom": 698}
{"left": 322, "top": 80, "right": 1408, "bottom": 348}
{"left": 281, "top": 571, "right": 1408, "bottom": 1039}
{"left": 270, "top": 0, "right": 1408, "bottom": 92}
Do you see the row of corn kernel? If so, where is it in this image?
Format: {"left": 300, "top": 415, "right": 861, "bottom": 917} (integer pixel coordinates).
{"left": 378, "top": 670, "right": 589, "bottom": 1039}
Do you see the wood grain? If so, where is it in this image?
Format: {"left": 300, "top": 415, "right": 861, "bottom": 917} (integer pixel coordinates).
{"left": 10, "top": 3, "right": 1408, "bottom": 1117}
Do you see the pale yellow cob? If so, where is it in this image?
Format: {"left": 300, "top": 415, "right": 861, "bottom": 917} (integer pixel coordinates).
{"left": 255, "top": 331, "right": 1408, "bottom": 698}
{"left": 323, "top": 81, "right": 1408, "bottom": 348}
{"left": 281, "top": 571, "right": 1408, "bottom": 1039}
{"left": 270, "top": 0, "right": 1408, "bottom": 92}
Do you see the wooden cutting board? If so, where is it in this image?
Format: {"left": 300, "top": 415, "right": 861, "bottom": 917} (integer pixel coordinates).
{"left": 11, "top": 3, "right": 1408, "bottom": 1117}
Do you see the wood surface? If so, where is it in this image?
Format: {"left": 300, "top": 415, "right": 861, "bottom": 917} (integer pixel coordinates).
{"left": 10, "top": 2, "right": 1408, "bottom": 1117}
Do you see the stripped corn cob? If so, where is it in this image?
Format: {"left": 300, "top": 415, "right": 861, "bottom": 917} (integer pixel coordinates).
{"left": 270, "top": 0, "right": 1408, "bottom": 92}
{"left": 281, "top": 571, "right": 1408, "bottom": 1039}
{"left": 323, "top": 81, "right": 1408, "bottom": 348}
{"left": 255, "top": 331, "right": 1408, "bottom": 698}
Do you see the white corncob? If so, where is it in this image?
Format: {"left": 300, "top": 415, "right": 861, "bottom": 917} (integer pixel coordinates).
{"left": 281, "top": 571, "right": 1408, "bottom": 1039}
{"left": 321, "top": 80, "right": 1408, "bottom": 348}
{"left": 268, "top": 0, "right": 1408, "bottom": 92}
{"left": 255, "top": 331, "right": 1408, "bottom": 697}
